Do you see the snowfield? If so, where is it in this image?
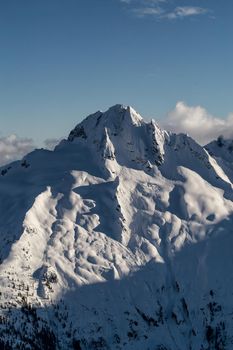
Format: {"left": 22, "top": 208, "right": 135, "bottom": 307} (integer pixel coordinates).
{"left": 0, "top": 104, "right": 233, "bottom": 349}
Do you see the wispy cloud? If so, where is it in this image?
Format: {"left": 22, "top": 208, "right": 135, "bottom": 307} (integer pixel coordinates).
{"left": 132, "top": 6, "right": 163, "bottom": 17}
{"left": 119, "top": 0, "right": 210, "bottom": 20}
{"left": 161, "top": 102, "right": 233, "bottom": 145}
{"left": 164, "top": 6, "right": 209, "bottom": 19}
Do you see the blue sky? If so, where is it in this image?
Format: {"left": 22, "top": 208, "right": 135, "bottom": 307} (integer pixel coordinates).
{"left": 0, "top": 0, "right": 233, "bottom": 155}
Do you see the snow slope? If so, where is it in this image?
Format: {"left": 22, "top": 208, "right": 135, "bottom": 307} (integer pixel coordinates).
{"left": 0, "top": 105, "right": 233, "bottom": 350}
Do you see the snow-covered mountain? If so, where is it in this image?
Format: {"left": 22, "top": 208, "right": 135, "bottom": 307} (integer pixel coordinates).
{"left": 205, "top": 137, "right": 233, "bottom": 184}
{"left": 0, "top": 104, "right": 233, "bottom": 350}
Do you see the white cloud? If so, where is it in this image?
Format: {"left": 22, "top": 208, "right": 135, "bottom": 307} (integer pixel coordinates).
{"left": 132, "top": 6, "right": 163, "bottom": 17}
{"left": 119, "top": 0, "right": 210, "bottom": 20}
{"left": 44, "top": 138, "right": 62, "bottom": 150}
{"left": 161, "top": 101, "right": 233, "bottom": 145}
{"left": 0, "top": 134, "right": 64, "bottom": 167}
{"left": 164, "top": 6, "right": 208, "bottom": 19}
{"left": 0, "top": 134, "right": 35, "bottom": 166}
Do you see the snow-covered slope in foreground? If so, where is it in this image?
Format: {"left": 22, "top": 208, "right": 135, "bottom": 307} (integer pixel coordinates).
{"left": 0, "top": 104, "right": 233, "bottom": 350}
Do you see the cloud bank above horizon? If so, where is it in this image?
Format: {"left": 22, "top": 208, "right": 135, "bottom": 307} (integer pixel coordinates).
{"left": 0, "top": 102, "right": 233, "bottom": 166}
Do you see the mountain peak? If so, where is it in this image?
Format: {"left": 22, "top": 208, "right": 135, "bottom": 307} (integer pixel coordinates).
{"left": 65, "top": 104, "right": 233, "bottom": 185}
{"left": 107, "top": 104, "right": 143, "bottom": 125}
{"left": 68, "top": 104, "right": 143, "bottom": 142}
{"left": 66, "top": 104, "right": 169, "bottom": 175}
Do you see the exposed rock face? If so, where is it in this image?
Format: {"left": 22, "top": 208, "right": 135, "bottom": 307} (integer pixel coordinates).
{"left": 0, "top": 105, "right": 233, "bottom": 349}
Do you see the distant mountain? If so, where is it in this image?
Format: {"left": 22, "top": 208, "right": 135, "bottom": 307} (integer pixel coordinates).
{"left": 0, "top": 105, "right": 233, "bottom": 350}
{"left": 205, "top": 136, "right": 233, "bottom": 183}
